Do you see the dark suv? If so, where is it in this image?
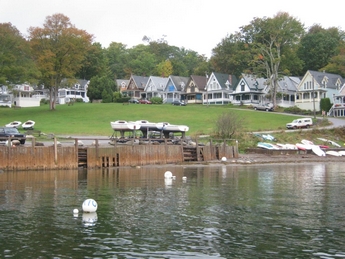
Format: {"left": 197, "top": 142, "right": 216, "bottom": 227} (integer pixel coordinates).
{"left": 0, "top": 127, "right": 26, "bottom": 144}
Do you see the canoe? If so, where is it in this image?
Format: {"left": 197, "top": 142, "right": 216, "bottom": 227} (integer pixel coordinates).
{"left": 110, "top": 120, "right": 141, "bottom": 131}
{"left": 295, "top": 143, "right": 311, "bottom": 150}
{"left": 257, "top": 142, "right": 279, "bottom": 149}
{"left": 317, "top": 137, "right": 341, "bottom": 147}
{"left": 301, "top": 139, "right": 314, "bottom": 145}
{"left": 312, "top": 145, "right": 326, "bottom": 156}
{"left": 326, "top": 150, "right": 342, "bottom": 157}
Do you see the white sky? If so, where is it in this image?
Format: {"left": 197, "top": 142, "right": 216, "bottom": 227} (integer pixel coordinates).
{"left": 1, "top": 0, "right": 343, "bottom": 58}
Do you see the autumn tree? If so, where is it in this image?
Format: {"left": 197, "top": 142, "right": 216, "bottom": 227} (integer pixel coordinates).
{"left": 240, "top": 12, "right": 304, "bottom": 107}
{"left": 0, "top": 23, "right": 39, "bottom": 85}
{"left": 29, "top": 13, "right": 93, "bottom": 110}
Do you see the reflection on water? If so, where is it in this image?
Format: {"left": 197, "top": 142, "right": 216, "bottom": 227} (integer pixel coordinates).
{"left": 1, "top": 163, "right": 345, "bottom": 258}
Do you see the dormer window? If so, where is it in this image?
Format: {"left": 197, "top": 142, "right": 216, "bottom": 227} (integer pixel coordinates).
{"left": 321, "top": 76, "right": 328, "bottom": 88}
{"left": 240, "top": 81, "right": 245, "bottom": 91}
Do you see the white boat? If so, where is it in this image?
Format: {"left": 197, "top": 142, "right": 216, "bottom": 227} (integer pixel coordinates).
{"left": 257, "top": 142, "right": 279, "bottom": 150}
{"left": 276, "top": 143, "right": 298, "bottom": 150}
{"left": 22, "top": 120, "right": 35, "bottom": 130}
{"left": 5, "top": 121, "right": 22, "bottom": 128}
{"left": 317, "top": 137, "right": 341, "bottom": 147}
{"left": 295, "top": 143, "right": 311, "bottom": 150}
{"left": 136, "top": 120, "right": 160, "bottom": 131}
{"left": 326, "top": 150, "right": 342, "bottom": 157}
{"left": 338, "top": 150, "right": 345, "bottom": 156}
{"left": 312, "top": 145, "right": 326, "bottom": 157}
{"left": 162, "top": 123, "right": 189, "bottom": 132}
{"left": 301, "top": 139, "right": 314, "bottom": 146}
{"left": 110, "top": 120, "right": 141, "bottom": 131}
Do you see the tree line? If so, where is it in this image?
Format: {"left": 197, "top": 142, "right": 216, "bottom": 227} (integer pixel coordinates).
{"left": 1, "top": 12, "right": 344, "bottom": 109}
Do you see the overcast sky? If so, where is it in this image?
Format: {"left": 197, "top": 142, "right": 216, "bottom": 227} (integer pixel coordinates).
{"left": 1, "top": 0, "right": 343, "bottom": 58}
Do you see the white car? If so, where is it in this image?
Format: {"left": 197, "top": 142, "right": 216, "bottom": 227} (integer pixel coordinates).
{"left": 286, "top": 118, "right": 313, "bottom": 129}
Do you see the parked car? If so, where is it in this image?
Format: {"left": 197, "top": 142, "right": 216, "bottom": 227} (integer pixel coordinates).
{"left": 0, "top": 127, "right": 26, "bottom": 144}
{"left": 171, "top": 100, "right": 186, "bottom": 106}
{"left": 253, "top": 103, "right": 274, "bottom": 111}
{"left": 286, "top": 118, "right": 313, "bottom": 129}
{"left": 128, "top": 98, "right": 139, "bottom": 104}
{"left": 139, "top": 99, "right": 152, "bottom": 104}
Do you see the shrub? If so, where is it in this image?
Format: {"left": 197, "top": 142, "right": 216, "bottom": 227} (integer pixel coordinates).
{"left": 150, "top": 97, "right": 163, "bottom": 104}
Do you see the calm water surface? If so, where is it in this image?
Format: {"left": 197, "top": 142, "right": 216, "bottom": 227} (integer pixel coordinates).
{"left": 1, "top": 163, "right": 345, "bottom": 258}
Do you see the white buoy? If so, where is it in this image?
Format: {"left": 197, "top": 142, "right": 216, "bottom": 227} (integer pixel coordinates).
{"left": 221, "top": 157, "right": 227, "bottom": 162}
{"left": 82, "top": 199, "right": 98, "bottom": 213}
{"left": 164, "top": 171, "right": 173, "bottom": 179}
{"left": 73, "top": 208, "right": 79, "bottom": 214}
{"left": 182, "top": 176, "right": 187, "bottom": 182}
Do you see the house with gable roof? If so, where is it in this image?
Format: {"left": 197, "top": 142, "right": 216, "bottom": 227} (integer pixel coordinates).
{"left": 185, "top": 75, "right": 207, "bottom": 104}
{"left": 144, "top": 76, "right": 168, "bottom": 100}
{"left": 12, "top": 83, "right": 41, "bottom": 107}
{"left": 295, "top": 70, "right": 344, "bottom": 112}
{"left": 163, "top": 75, "right": 189, "bottom": 103}
{"left": 276, "top": 76, "right": 300, "bottom": 107}
{"left": 116, "top": 79, "right": 129, "bottom": 94}
{"left": 204, "top": 72, "right": 238, "bottom": 105}
{"left": 230, "top": 74, "right": 267, "bottom": 105}
{"left": 124, "top": 75, "right": 149, "bottom": 99}
{"left": 327, "top": 82, "right": 345, "bottom": 116}
{"left": 231, "top": 74, "right": 299, "bottom": 107}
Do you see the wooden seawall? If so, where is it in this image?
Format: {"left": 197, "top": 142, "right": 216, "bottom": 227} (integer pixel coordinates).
{"left": 0, "top": 138, "right": 238, "bottom": 171}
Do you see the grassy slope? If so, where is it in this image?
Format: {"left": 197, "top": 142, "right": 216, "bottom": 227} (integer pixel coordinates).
{"left": 0, "top": 103, "right": 294, "bottom": 136}
{"left": 1, "top": 103, "right": 344, "bottom": 152}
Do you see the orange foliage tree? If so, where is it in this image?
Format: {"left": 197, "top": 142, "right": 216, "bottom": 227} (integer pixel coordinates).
{"left": 29, "top": 13, "right": 93, "bottom": 110}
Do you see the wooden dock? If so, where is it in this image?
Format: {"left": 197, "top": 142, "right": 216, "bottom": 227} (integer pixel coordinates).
{"left": 0, "top": 138, "right": 238, "bottom": 171}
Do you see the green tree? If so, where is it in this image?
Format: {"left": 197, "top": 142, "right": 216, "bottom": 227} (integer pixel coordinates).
{"left": 29, "top": 13, "right": 93, "bottom": 110}
{"left": 127, "top": 44, "right": 157, "bottom": 76}
{"left": 0, "top": 23, "right": 39, "bottom": 85}
{"left": 297, "top": 25, "right": 341, "bottom": 73}
{"left": 76, "top": 42, "right": 107, "bottom": 80}
{"left": 321, "top": 38, "right": 345, "bottom": 77}
{"left": 106, "top": 42, "right": 129, "bottom": 79}
{"left": 210, "top": 33, "right": 252, "bottom": 76}
{"left": 240, "top": 12, "right": 304, "bottom": 107}
{"left": 88, "top": 74, "right": 116, "bottom": 102}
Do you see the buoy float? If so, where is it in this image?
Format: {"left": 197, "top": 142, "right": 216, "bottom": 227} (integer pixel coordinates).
{"left": 82, "top": 199, "right": 98, "bottom": 213}
{"left": 164, "top": 171, "right": 173, "bottom": 178}
{"left": 221, "top": 157, "right": 227, "bottom": 162}
{"left": 73, "top": 208, "right": 79, "bottom": 214}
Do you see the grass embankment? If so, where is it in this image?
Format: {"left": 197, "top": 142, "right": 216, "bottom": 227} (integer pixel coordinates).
{"left": 1, "top": 103, "right": 344, "bottom": 152}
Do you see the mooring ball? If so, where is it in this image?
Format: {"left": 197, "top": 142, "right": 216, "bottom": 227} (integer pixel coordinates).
{"left": 164, "top": 171, "right": 173, "bottom": 178}
{"left": 82, "top": 199, "right": 98, "bottom": 213}
{"left": 73, "top": 208, "right": 79, "bottom": 214}
{"left": 221, "top": 157, "right": 227, "bottom": 162}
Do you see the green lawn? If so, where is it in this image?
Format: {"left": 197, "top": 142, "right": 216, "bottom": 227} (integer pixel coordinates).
{"left": 0, "top": 103, "right": 295, "bottom": 136}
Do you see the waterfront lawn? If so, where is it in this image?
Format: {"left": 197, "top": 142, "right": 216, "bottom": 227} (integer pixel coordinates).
{"left": 0, "top": 103, "right": 294, "bottom": 136}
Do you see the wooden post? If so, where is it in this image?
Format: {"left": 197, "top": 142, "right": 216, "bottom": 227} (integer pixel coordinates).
{"left": 54, "top": 137, "right": 57, "bottom": 164}
{"left": 196, "top": 138, "right": 200, "bottom": 161}
{"left": 95, "top": 139, "right": 99, "bottom": 158}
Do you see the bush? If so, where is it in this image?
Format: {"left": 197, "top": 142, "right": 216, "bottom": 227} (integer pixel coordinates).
{"left": 150, "top": 97, "right": 163, "bottom": 104}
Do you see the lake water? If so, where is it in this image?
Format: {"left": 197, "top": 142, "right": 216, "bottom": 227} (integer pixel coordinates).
{"left": 1, "top": 163, "right": 345, "bottom": 258}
